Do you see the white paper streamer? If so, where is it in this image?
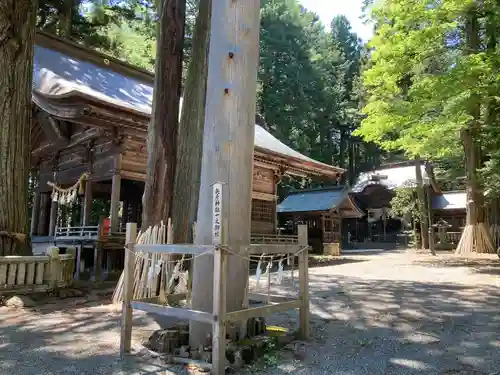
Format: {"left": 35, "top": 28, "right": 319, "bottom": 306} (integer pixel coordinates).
{"left": 255, "top": 255, "right": 264, "bottom": 287}
{"left": 265, "top": 260, "right": 272, "bottom": 275}
{"left": 147, "top": 265, "right": 154, "bottom": 284}
{"left": 277, "top": 258, "right": 284, "bottom": 284}
{"left": 155, "top": 260, "right": 163, "bottom": 275}
{"left": 168, "top": 261, "right": 182, "bottom": 289}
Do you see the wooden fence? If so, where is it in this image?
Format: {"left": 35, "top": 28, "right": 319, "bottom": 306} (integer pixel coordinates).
{"left": 0, "top": 248, "right": 76, "bottom": 294}
{"left": 120, "top": 223, "right": 310, "bottom": 375}
{"left": 250, "top": 233, "right": 298, "bottom": 244}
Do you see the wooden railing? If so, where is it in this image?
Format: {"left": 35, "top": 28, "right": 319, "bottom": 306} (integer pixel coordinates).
{"left": 53, "top": 224, "right": 126, "bottom": 280}
{"left": 446, "top": 232, "right": 462, "bottom": 244}
{"left": 54, "top": 225, "right": 100, "bottom": 242}
{"left": 0, "top": 248, "right": 75, "bottom": 294}
{"left": 251, "top": 233, "right": 298, "bottom": 244}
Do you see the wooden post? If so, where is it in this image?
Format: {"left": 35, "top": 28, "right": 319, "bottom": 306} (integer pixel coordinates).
{"left": 190, "top": 0, "right": 261, "bottom": 346}
{"left": 37, "top": 193, "right": 49, "bottom": 235}
{"left": 30, "top": 190, "right": 41, "bottom": 236}
{"left": 110, "top": 172, "right": 121, "bottom": 232}
{"left": 48, "top": 199, "right": 58, "bottom": 236}
{"left": 66, "top": 247, "right": 77, "bottom": 285}
{"left": 82, "top": 179, "right": 93, "bottom": 226}
{"left": 48, "top": 247, "right": 61, "bottom": 289}
{"left": 121, "top": 222, "right": 137, "bottom": 357}
{"left": 93, "top": 216, "right": 105, "bottom": 282}
{"left": 212, "top": 246, "right": 227, "bottom": 375}
{"left": 298, "top": 224, "right": 309, "bottom": 340}
{"left": 426, "top": 185, "right": 436, "bottom": 255}
{"left": 73, "top": 244, "right": 82, "bottom": 280}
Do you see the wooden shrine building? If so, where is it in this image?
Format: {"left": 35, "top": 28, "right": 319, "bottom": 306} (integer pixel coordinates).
{"left": 431, "top": 191, "right": 466, "bottom": 230}
{"left": 277, "top": 187, "right": 363, "bottom": 253}
{"left": 30, "top": 32, "right": 343, "bottom": 243}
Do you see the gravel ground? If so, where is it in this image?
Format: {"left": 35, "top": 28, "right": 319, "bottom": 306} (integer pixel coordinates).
{"left": 1, "top": 249, "right": 499, "bottom": 375}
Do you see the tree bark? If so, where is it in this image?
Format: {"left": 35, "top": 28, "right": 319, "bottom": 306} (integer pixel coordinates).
{"left": 142, "top": 0, "right": 186, "bottom": 229}
{"left": 60, "top": 0, "right": 74, "bottom": 37}
{"left": 190, "top": 0, "right": 261, "bottom": 346}
{"left": 0, "top": 0, "right": 36, "bottom": 256}
{"left": 171, "top": 0, "right": 211, "bottom": 244}
{"left": 414, "top": 157, "right": 429, "bottom": 249}
{"left": 456, "top": 8, "right": 495, "bottom": 254}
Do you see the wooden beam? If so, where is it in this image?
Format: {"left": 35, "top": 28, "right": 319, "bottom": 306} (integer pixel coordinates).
{"left": 224, "top": 300, "right": 301, "bottom": 322}
{"left": 132, "top": 244, "right": 215, "bottom": 255}
{"left": 130, "top": 302, "right": 214, "bottom": 324}
{"left": 110, "top": 155, "right": 122, "bottom": 232}
{"left": 67, "top": 128, "right": 103, "bottom": 149}
{"left": 247, "top": 293, "right": 297, "bottom": 304}
{"left": 35, "top": 111, "right": 67, "bottom": 143}
{"left": 243, "top": 244, "right": 304, "bottom": 255}
{"left": 30, "top": 191, "right": 41, "bottom": 236}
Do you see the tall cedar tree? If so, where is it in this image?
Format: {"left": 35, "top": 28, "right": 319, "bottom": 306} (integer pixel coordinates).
{"left": 356, "top": 0, "right": 500, "bottom": 254}
{"left": 142, "top": 0, "right": 185, "bottom": 228}
{"left": 0, "top": 0, "right": 36, "bottom": 255}
{"left": 171, "top": 0, "right": 211, "bottom": 244}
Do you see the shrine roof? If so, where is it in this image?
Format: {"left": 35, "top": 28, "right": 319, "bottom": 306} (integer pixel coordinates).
{"left": 277, "top": 187, "right": 363, "bottom": 217}
{"left": 432, "top": 191, "right": 466, "bottom": 210}
{"left": 33, "top": 32, "right": 342, "bottom": 178}
{"left": 352, "top": 163, "right": 431, "bottom": 193}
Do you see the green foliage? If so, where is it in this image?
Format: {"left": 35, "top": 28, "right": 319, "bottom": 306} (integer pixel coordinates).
{"left": 37, "top": 0, "right": 400, "bottom": 192}
{"left": 355, "top": 0, "right": 500, "bottom": 198}
{"left": 390, "top": 187, "right": 419, "bottom": 222}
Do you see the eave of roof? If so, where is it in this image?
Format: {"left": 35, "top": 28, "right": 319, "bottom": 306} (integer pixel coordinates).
{"left": 432, "top": 191, "right": 466, "bottom": 210}
{"left": 352, "top": 164, "right": 432, "bottom": 193}
{"left": 277, "top": 186, "right": 362, "bottom": 217}
{"left": 32, "top": 32, "right": 342, "bottom": 178}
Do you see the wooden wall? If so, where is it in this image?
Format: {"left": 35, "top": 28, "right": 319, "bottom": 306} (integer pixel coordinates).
{"left": 38, "top": 137, "right": 118, "bottom": 191}
{"left": 36, "top": 135, "right": 280, "bottom": 234}
{"left": 251, "top": 166, "right": 277, "bottom": 234}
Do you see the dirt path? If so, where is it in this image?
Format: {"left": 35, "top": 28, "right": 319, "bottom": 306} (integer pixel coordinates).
{"left": 1, "top": 250, "right": 499, "bottom": 375}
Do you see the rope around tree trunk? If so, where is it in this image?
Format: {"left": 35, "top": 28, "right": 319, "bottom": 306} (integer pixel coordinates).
{"left": 0, "top": 231, "right": 27, "bottom": 242}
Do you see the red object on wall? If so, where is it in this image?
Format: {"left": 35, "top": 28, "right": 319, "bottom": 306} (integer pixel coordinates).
{"left": 101, "top": 217, "right": 111, "bottom": 238}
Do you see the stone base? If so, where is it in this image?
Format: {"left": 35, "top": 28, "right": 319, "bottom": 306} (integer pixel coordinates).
{"left": 323, "top": 243, "right": 340, "bottom": 256}
{"left": 146, "top": 319, "right": 295, "bottom": 372}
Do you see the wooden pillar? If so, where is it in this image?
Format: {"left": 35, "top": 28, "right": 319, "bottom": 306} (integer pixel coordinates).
{"left": 37, "top": 193, "right": 49, "bottom": 235}
{"left": 190, "top": 0, "right": 261, "bottom": 346}
{"left": 30, "top": 190, "right": 41, "bottom": 236}
{"left": 110, "top": 156, "right": 122, "bottom": 232}
{"left": 110, "top": 174, "right": 121, "bottom": 232}
{"left": 120, "top": 222, "right": 137, "bottom": 357}
{"left": 82, "top": 179, "right": 93, "bottom": 226}
{"left": 298, "top": 224, "right": 309, "bottom": 339}
{"left": 48, "top": 199, "right": 58, "bottom": 236}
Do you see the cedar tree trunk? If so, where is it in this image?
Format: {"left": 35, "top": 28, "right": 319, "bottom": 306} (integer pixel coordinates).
{"left": 171, "top": 0, "right": 211, "bottom": 244}
{"left": 142, "top": 0, "right": 186, "bottom": 229}
{"left": 414, "top": 157, "right": 429, "bottom": 249}
{"left": 0, "top": 0, "right": 36, "bottom": 256}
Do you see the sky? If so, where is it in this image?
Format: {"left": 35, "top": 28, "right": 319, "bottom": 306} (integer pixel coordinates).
{"left": 299, "top": 0, "right": 373, "bottom": 42}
